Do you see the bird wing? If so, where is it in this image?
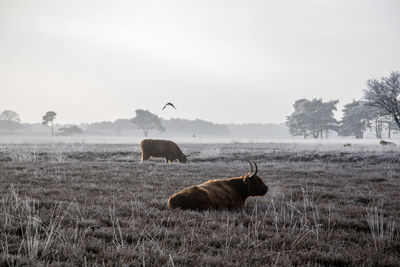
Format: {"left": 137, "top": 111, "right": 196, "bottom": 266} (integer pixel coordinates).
{"left": 167, "top": 102, "right": 176, "bottom": 109}
{"left": 162, "top": 102, "right": 177, "bottom": 110}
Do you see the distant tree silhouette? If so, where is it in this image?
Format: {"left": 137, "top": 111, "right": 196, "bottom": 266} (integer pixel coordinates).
{"left": 287, "top": 98, "right": 338, "bottom": 138}
{"left": 161, "top": 118, "right": 229, "bottom": 135}
{"left": 42, "top": 111, "right": 57, "bottom": 136}
{"left": 131, "top": 109, "right": 165, "bottom": 137}
{"left": 57, "top": 125, "right": 83, "bottom": 136}
{"left": 339, "top": 100, "right": 373, "bottom": 139}
{"left": 87, "top": 121, "right": 114, "bottom": 130}
{"left": 0, "top": 110, "right": 20, "bottom": 133}
{"left": 114, "top": 119, "right": 136, "bottom": 136}
{"left": 364, "top": 71, "right": 400, "bottom": 130}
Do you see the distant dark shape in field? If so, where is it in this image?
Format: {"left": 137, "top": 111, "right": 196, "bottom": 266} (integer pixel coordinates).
{"left": 162, "top": 102, "right": 176, "bottom": 111}
{"left": 344, "top": 143, "right": 352, "bottom": 147}
{"left": 140, "top": 139, "right": 187, "bottom": 163}
{"left": 168, "top": 160, "right": 268, "bottom": 211}
{"left": 379, "top": 139, "right": 396, "bottom": 146}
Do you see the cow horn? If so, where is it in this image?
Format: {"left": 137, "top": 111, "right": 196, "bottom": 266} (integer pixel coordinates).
{"left": 248, "top": 160, "right": 253, "bottom": 174}
{"left": 250, "top": 160, "right": 258, "bottom": 177}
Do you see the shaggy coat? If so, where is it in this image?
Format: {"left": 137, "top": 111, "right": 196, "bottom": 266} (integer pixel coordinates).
{"left": 168, "top": 161, "right": 268, "bottom": 210}
{"left": 140, "top": 139, "right": 187, "bottom": 163}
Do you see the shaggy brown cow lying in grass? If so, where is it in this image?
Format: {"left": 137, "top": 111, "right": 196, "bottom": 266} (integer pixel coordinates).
{"left": 168, "top": 161, "right": 268, "bottom": 211}
{"left": 140, "top": 139, "right": 187, "bottom": 163}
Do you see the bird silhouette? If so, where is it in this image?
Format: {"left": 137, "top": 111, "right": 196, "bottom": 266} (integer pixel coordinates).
{"left": 162, "top": 102, "right": 176, "bottom": 111}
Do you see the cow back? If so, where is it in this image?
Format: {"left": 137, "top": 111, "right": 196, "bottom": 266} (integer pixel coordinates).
{"left": 141, "top": 139, "right": 174, "bottom": 157}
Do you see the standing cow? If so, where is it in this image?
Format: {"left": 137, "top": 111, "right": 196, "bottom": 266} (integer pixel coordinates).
{"left": 168, "top": 161, "right": 268, "bottom": 210}
{"left": 140, "top": 139, "right": 187, "bottom": 163}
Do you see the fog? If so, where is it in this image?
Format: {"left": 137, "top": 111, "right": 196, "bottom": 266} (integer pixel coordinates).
{"left": 1, "top": 0, "right": 400, "bottom": 124}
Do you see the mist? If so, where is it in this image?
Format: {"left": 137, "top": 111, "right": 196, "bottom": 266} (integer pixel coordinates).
{"left": 1, "top": 0, "right": 400, "bottom": 125}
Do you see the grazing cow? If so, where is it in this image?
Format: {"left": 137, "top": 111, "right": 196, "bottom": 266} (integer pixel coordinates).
{"left": 140, "top": 139, "right": 187, "bottom": 163}
{"left": 344, "top": 143, "right": 352, "bottom": 147}
{"left": 168, "top": 161, "right": 268, "bottom": 211}
{"left": 380, "top": 139, "right": 396, "bottom": 146}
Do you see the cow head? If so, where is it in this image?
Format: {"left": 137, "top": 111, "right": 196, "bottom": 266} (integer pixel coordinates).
{"left": 244, "top": 160, "right": 268, "bottom": 196}
{"left": 180, "top": 154, "right": 187, "bottom": 163}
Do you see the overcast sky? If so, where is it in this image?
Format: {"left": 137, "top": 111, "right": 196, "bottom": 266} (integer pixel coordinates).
{"left": 1, "top": 0, "right": 399, "bottom": 124}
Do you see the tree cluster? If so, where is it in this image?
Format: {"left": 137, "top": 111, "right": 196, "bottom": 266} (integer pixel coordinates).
{"left": 0, "top": 110, "right": 21, "bottom": 132}
{"left": 287, "top": 71, "right": 400, "bottom": 139}
{"left": 286, "top": 99, "right": 339, "bottom": 138}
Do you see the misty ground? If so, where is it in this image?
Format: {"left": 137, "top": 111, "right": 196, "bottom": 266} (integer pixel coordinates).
{"left": 0, "top": 141, "right": 399, "bottom": 266}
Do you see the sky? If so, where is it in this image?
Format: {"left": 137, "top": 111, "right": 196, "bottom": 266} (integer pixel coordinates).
{"left": 1, "top": 0, "right": 400, "bottom": 124}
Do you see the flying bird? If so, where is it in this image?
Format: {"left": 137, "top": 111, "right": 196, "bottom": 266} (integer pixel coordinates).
{"left": 162, "top": 102, "right": 176, "bottom": 111}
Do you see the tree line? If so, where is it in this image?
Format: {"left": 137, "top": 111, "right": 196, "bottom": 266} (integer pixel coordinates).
{"left": 0, "top": 110, "right": 83, "bottom": 136}
{"left": 2, "top": 71, "right": 399, "bottom": 138}
{"left": 0, "top": 109, "right": 229, "bottom": 137}
{"left": 287, "top": 71, "right": 400, "bottom": 139}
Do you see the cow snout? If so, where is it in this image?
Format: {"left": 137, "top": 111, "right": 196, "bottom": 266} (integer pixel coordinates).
{"left": 262, "top": 186, "right": 268, "bottom": 195}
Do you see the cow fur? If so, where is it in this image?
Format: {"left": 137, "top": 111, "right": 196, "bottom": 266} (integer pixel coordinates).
{"left": 140, "top": 139, "right": 187, "bottom": 163}
{"left": 168, "top": 161, "right": 268, "bottom": 210}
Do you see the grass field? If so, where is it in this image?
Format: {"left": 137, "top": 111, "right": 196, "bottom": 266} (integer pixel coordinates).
{"left": 0, "top": 142, "right": 399, "bottom": 266}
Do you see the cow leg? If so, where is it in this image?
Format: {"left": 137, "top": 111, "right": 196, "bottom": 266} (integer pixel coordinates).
{"left": 141, "top": 153, "right": 150, "bottom": 162}
{"left": 165, "top": 153, "right": 172, "bottom": 163}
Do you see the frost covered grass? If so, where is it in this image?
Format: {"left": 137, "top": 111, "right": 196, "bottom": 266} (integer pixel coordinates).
{"left": 1, "top": 134, "right": 399, "bottom": 146}
{"left": 0, "top": 142, "right": 399, "bottom": 266}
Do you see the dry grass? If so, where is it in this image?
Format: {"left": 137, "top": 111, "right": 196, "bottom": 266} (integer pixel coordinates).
{"left": 0, "top": 142, "right": 399, "bottom": 266}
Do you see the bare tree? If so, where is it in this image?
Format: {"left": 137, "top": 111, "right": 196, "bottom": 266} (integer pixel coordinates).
{"left": 364, "top": 71, "right": 400, "bottom": 130}
{"left": 42, "top": 111, "right": 57, "bottom": 136}
{"left": 0, "top": 110, "right": 20, "bottom": 133}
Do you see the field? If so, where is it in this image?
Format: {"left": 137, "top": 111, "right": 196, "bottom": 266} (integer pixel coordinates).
{"left": 0, "top": 142, "right": 399, "bottom": 266}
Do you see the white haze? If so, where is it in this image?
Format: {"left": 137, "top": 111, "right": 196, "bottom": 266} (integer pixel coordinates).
{"left": 1, "top": 0, "right": 399, "bottom": 124}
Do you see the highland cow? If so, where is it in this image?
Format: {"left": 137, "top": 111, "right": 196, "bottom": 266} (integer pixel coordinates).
{"left": 168, "top": 161, "right": 268, "bottom": 210}
{"left": 140, "top": 139, "right": 187, "bottom": 163}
